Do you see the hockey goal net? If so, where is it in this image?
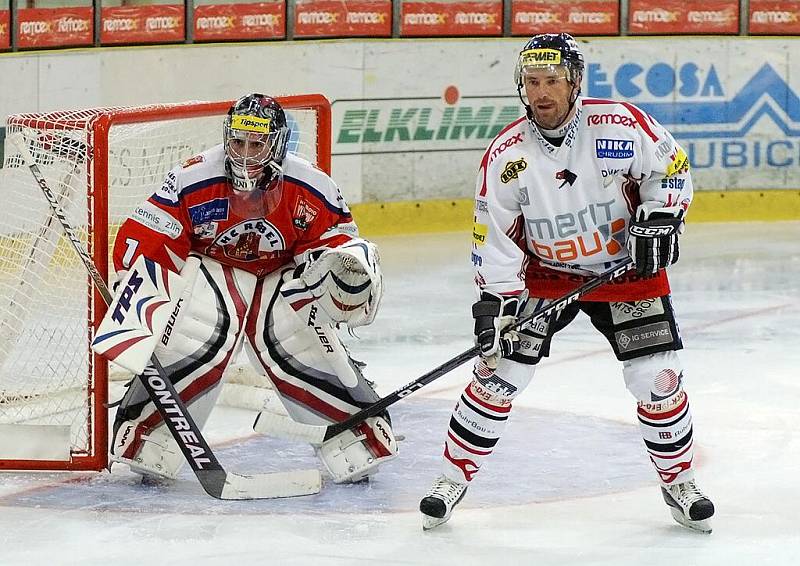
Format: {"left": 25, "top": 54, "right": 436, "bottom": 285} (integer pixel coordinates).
{"left": 0, "top": 95, "right": 331, "bottom": 471}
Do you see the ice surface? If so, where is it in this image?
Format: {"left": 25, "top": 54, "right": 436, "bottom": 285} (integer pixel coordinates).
{"left": 1, "top": 222, "right": 798, "bottom": 566}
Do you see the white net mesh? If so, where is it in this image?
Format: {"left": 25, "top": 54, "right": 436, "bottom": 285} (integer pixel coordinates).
{"left": 0, "top": 98, "right": 327, "bottom": 467}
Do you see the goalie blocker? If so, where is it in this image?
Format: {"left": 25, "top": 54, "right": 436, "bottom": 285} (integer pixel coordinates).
{"left": 96, "top": 249, "right": 397, "bottom": 485}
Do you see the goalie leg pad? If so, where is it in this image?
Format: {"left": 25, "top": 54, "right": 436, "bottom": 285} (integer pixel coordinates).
{"left": 316, "top": 415, "right": 398, "bottom": 483}
{"left": 442, "top": 359, "right": 535, "bottom": 483}
{"left": 246, "top": 269, "right": 398, "bottom": 482}
{"left": 110, "top": 257, "right": 258, "bottom": 479}
{"left": 624, "top": 350, "right": 695, "bottom": 485}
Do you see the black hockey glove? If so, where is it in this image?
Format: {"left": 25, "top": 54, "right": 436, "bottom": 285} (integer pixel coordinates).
{"left": 472, "top": 291, "right": 521, "bottom": 368}
{"left": 627, "top": 204, "right": 685, "bottom": 276}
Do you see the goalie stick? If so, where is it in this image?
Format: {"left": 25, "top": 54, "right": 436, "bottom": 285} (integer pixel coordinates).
{"left": 253, "top": 257, "right": 635, "bottom": 445}
{"left": 11, "top": 133, "right": 321, "bottom": 500}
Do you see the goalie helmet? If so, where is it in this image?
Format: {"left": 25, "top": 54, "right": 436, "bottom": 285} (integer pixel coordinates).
{"left": 223, "top": 94, "right": 290, "bottom": 193}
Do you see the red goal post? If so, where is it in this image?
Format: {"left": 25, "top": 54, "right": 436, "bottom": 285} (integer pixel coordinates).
{"left": 0, "top": 94, "right": 331, "bottom": 471}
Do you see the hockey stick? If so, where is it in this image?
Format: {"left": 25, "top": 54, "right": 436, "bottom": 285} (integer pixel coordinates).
{"left": 253, "top": 257, "right": 635, "bottom": 445}
{"left": 11, "top": 134, "right": 321, "bottom": 500}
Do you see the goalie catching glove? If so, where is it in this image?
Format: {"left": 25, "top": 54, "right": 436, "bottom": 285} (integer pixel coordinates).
{"left": 472, "top": 290, "right": 523, "bottom": 369}
{"left": 627, "top": 202, "right": 685, "bottom": 276}
{"left": 281, "top": 238, "right": 383, "bottom": 328}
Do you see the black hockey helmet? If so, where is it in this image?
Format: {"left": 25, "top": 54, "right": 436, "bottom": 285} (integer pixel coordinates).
{"left": 223, "top": 93, "right": 290, "bottom": 192}
{"left": 514, "top": 33, "right": 585, "bottom": 91}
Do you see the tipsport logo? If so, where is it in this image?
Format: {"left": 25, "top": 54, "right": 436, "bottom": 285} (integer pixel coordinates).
{"left": 587, "top": 61, "right": 800, "bottom": 171}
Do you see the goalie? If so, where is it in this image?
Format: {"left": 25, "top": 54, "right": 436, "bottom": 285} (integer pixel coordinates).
{"left": 101, "top": 93, "right": 397, "bottom": 485}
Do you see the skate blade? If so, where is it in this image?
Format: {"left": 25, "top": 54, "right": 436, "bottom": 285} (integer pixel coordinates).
{"left": 422, "top": 513, "right": 450, "bottom": 531}
{"left": 670, "top": 508, "right": 712, "bottom": 534}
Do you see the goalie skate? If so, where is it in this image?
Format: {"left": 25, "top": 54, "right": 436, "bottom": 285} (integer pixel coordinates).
{"left": 419, "top": 475, "right": 468, "bottom": 530}
{"left": 661, "top": 479, "right": 715, "bottom": 533}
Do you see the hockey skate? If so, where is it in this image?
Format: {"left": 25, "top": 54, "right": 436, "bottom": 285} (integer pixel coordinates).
{"left": 661, "top": 479, "right": 715, "bottom": 533}
{"left": 420, "top": 475, "right": 468, "bottom": 530}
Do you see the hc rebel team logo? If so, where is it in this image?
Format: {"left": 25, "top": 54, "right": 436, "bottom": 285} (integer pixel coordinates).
{"left": 209, "top": 218, "right": 286, "bottom": 261}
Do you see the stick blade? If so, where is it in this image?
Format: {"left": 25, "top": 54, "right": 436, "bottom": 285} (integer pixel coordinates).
{"left": 198, "top": 468, "right": 322, "bottom": 500}
{"left": 253, "top": 411, "right": 328, "bottom": 446}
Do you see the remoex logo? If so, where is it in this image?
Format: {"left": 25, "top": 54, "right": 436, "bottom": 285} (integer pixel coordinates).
{"left": 146, "top": 16, "right": 180, "bottom": 31}
{"left": 404, "top": 13, "right": 447, "bottom": 25}
{"left": 346, "top": 11, "right": 387, "bottom": 24}
{"left": 454, "top": 12, "right": 496, "bottom": 25}
{"left": 751, "top": 10, "right": 799, "bottom": 23}
{"left": 104, "top": 18, "right": 137, "bottom": 32}
{"left": 568, "top": 11, "right": 612, "bottom": 24}
{"left": 298, "top": 11, "right": 338, "bottom": 24}
{"left": 242, "top": 14, "right": 280, "bottom": 27}
{"left": 20, "top": 20, "right": 51, "bottom": 34}
{"left": 58, "top": 17, "right": 90, "bottom": 32}
{"left": 632, "top": 9, "right": 679, "bottom": 22}
{"left": 514, "top": 11, "right": 560, "bottom": 24}
{"left": 687, "top": 10, "right": 734, "bottom": 23}
{"left": 196, "top": 16, "right": 234, "bottom": 29}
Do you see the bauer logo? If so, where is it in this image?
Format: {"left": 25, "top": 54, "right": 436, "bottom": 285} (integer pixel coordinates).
{"left": 596, "top": 139, "right": 634, "bottom": 159}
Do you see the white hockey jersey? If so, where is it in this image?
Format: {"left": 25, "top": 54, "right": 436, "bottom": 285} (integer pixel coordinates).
{"left": 473, "top": 97, "right": 693, "bottom": 301}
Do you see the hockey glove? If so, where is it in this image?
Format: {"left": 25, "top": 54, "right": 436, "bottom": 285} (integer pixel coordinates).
{"left": 627, "top": 203, "right": 685, "bottom": 276}
{"left": 472, "top": 291, "right": 521, "bottom": 369}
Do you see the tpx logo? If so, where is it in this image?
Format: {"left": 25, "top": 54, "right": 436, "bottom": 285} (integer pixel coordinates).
{"left": 555, "top": 168, "right": 577, "bottom": 188}
{"left": 112, "top": 269, "right": 144, "bottom": 324}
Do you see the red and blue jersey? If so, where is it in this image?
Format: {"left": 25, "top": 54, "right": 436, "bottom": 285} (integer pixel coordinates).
{"left": 113, "top": 144, "right": 356, "bottom": 278}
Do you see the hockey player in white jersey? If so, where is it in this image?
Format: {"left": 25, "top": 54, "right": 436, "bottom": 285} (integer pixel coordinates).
{"left": 419, "top": 34, "right": 714, "bottom": 532}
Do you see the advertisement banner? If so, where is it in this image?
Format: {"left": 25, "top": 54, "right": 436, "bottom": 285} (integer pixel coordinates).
{"left": 750, "top": 1, "right": 800, "bottom": 34}
{"left": 628, "top": 0, "right": 739, "bottom": 34}
{"left": 294, "top": 0, "right": 391, "bottom": 37}
{"left": 17, "top": 7, "right": 93, "bottom": 48}
{"left": 0, "top": 11, "right": 9, "bottom": 50}
{"left": 194, "top": 3, "right": 284, "bottom": 41}
{"left": 326, "top": 38, "right": 800, "bottom": 197}
{"left": 101, "top": 5, "right": 184, "bottom": 44}
{"left": 511, "top": 0, "right": 619, "bottom": 36}
{"left": 401, "top": 1, "right": 502, "bottom": 36}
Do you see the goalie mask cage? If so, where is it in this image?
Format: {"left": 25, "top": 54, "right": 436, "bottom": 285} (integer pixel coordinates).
{"left": 0, "top": 94, "right": 332, "bottom": 471}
